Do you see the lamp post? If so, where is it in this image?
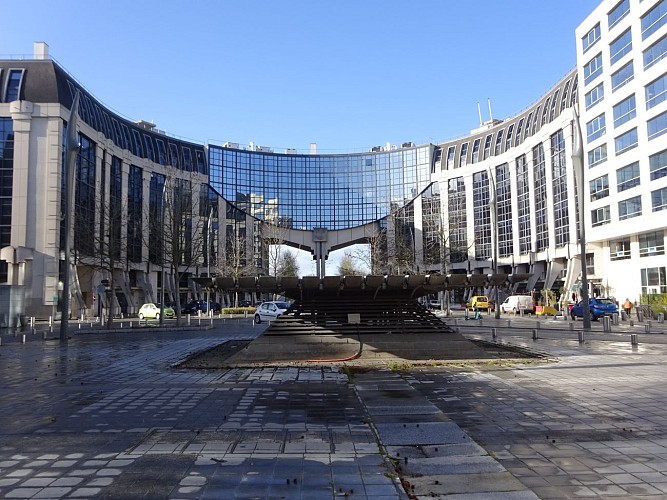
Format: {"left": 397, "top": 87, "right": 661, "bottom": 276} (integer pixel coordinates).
{"left": 488, "top": 167, "right": 501, "bottom": 319}
{"left": 59, "top": 90, "right": 80, "bottom": 342}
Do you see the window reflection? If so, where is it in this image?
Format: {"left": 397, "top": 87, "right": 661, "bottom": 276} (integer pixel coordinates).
{"left": 209, "top": 146, "right": 433, "bottom": 230}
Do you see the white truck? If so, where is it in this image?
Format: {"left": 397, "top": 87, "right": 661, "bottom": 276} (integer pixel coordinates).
{"left": 500, "top": 295, "right": 534, "bottom": 314}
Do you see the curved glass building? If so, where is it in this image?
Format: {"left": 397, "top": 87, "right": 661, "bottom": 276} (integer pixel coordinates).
{"left": 0, "top": 0, "right": 665, "bottom": 319}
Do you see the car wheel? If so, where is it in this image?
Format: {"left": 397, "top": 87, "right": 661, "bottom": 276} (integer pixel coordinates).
{"left": 254, "top": 314, "right": 261, "bottom": 324}
{"left": 138, "top": 313, "right": 144, "bottom": 320}
{"left": 570, "top": 310, "right": 576, "bottom": 320}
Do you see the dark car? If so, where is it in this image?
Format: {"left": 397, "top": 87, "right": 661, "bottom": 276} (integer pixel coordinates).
{"left": 181, "top": 300, "right": 220, "bottom": 314}
{"left": 570, "top": 297, "right": 618, "bottom": 321}
{"left": 181, "top": 300, "right": 202, "bottom": 315}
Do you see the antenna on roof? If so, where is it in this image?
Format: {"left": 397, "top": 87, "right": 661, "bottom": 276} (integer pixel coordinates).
{"left": 487, "top": 98, "right": 494, "bottom": 122}
{"left": 477, "top": 102, "right": 483, "bottom": 127}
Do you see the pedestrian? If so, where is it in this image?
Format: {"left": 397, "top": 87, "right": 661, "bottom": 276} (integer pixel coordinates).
{"left": 623, "top": 298, "right": 632, "bottom": 317}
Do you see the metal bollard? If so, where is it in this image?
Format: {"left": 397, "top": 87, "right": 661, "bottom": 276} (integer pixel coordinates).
{"left": 569, "top": 322, "right": 574, "bottom": 331}
{"left": 630, "top": 320, "right": 634, "bottom": 327}
{"left": 631, "top": 334, "right": 638, "bottom": 345}
{"left": 578, "top": 331, "right": 585, "bottom": 343}
{"left": 22, "top": 334, "right": 26, "bottom": 344}
{"left": 532, "top": 329, "right": 538, "bottom": 340}
{"left": 456, "top": 327, "right": 460, "bottom": 334}
{"left": 645, "top": 323, "right": 651, "bottom": 334}
{"left": 611, "top": 313, "right": 619, "bottom": 325}
{"left": 602, "top": 316, "right": 611, "bottom": 332}
{"left": 535, "top": 321, "right": 541, "bottom": 330}
{"left": 638, "top": 312, "right": 644, "bottom": 322}
{"left": 492, "top": 328, "right": 497, "bottom": 340}
{"left": 507, "top": 320, "right": 511, "bottom": 327}
{"left": 658, "top": 313, "right": 664, "bottom": 323}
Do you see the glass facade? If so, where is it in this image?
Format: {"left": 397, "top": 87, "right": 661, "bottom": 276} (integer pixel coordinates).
{"left": 447, "top": 177, "right": 468, "bottom": 263}
{"left": 551, "top": 130, "right": 570, "bottom": 247}
{"left": 0, "top": 118, "right": 13, "bottom": 283}
{"left": 127, "top": 165, "right": 143, "bottom": 263}
{"left": 495, "top": 163, "right": 513, "bottom": 258}
{"left": 533, "top": 143, "right": 549, "bottom": 252}
{"left": 74, "top": 134, "right": 96, "bottom": 255}
{"left": 472, "top": 171, "right": 491, "bottom": 260}
{"left": 516, "top": 155, "right": 531, "bottom": 254}
{"left": 209, "top": 145, "right": 432, "bottom": 231}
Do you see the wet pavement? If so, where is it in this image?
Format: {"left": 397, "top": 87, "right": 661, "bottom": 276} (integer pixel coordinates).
{"left": 0, "top": 313, "right": 666, "bottom": 498}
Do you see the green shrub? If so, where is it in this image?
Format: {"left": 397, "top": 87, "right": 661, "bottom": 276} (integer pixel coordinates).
{"left": 639, "top": 293, "right": 667, "bottom": 319}
{"left": 220, "top": 307, "right": 256, "bottom": 315}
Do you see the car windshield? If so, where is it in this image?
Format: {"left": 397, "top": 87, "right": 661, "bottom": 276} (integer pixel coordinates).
{"left": 274, "top": 302, "right": 290, "bottom": 309}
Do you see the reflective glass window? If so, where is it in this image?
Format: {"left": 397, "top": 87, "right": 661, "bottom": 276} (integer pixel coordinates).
{"left": 614, "top": 127, "right": 638, "bottom": 154}
{"left": 608, "top": 0, "right": 630, "bottom": 30}
{"left": 585, "top": 83, "right": 605, "bottom": 110}
{"left": 610, "top": 28, "right": 632, "bottom": 65}
{"left": 642, "top": 0, "right": 667, "bottom": 40}
{"left": 588, "top": 144, "right": 608, "bottom": 167}
{"left": 459, "top": 142, "right": 469, "bottom": 167}
{"left": 618, "top": 195, "right": 642, "bottom": 220}
{"left": 650, "top": 149, "right": 667, "bottom": 180}
{"left": 4, "top": 69, "right": 24, "bottom": 102}
{"left": 611, "top": 61, "right": 634, "bottom": 92}
{"left": 582, "top": 23, "right": 601, "bottom": 53}
{"left": 644, "top": 34, "right": 667, "bottom": 71}
{"left": 648, "top": 110, "right": 667, "bottom": 140}
{"left": 652, "top": 186, "right": 667, "bottom": 212}
{"left": 646, "top": 73, "right": 667, "bottom": 109}
{"left": 617, "top": 161, "right": 640, "bottom": 192}
{"left": 586, "top": 113, "right": 606, "bottom": 142}
{"left": 592, "top": 206, "right": 611, "bottom": 226}
{"left": 613, "top": 94, "right": 636, "bottom": 127}
{"left": 590, "top": 174, "right": 609, "bottom": 200}
{"left": 494, "top": 130, "right": 504, "bottom": 155}
{"left": 471, "top": 138, "right": 481, "bottom": 163}
{"left": 584, "top": 53, "right": 603, "bottom": 86}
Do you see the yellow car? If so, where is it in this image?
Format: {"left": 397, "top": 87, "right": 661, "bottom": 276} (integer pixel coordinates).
{"left": 467, "top": 295, "right": 490, "bottom": 311}
{"left": 138, "top": 302, "right": 175, "bottom": 320}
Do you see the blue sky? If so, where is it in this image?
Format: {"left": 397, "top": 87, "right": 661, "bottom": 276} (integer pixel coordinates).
{"left": 3, "top": 0, "right": 600, "bottom": 154}
{"left": 2, "top": 1, "right": 602, "bottom": 275}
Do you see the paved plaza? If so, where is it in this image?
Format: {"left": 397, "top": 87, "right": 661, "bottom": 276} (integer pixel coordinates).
{"left": 1, "top": 313, "right": 667, "bottom": 498}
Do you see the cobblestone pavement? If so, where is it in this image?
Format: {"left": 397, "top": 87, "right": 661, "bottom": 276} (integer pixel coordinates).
{"left": 1, "top": 315, "right": 667, "bottom": 498}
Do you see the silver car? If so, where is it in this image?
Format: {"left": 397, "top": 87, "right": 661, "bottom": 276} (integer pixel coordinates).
{"left": 254, "top": 301, "right": 290, "bottom": 323}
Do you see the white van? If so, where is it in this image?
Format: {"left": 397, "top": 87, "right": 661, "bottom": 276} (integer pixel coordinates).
{"left": 500, "top": 295, "right": 534, "bottom": 314}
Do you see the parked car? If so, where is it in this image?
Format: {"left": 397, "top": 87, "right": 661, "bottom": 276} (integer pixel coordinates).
{"left": 138, "top": 302, "right": 175, "bottom": 320}
{"left": 467, "top": 295, "right": 490, "bottom": 311}
{"left": 181, "top": 300, "right": 221, "bottom": 315}
{"left": 500, "top": 295, "right": 534, "bottom": 314}
{"left": 254, "top": 301, "right": 291, "bottom": 323}
{"left": 428, "top": 299, "right": 441, "bottom": 309}
{"left": 238, "top": 300, "right": 252, "bottom": 308}
{"left": 570, "top": 298, "right": 618, "bottom": 321}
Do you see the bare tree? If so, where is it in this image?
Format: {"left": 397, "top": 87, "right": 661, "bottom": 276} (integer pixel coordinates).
{"left": 337, "top": 251, "right": 363, "bottom": 276}
{"left": 262, "top": 221, "right": 291, "bottom": 276}
{"left": 147, "top": 174, "right": 208, "bottom": 323}
{"left": 74, "top": 176, "right": 127, "bottom": 328}
{"left": 216, "top": 221, "right": 257, "bottom": 306}
{"left": 276, "top": 249, "right": 300, "bottom": 277}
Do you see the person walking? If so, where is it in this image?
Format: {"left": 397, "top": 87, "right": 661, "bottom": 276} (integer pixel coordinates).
{"left": 623, "top": 298, "right": 632, "bottom": 318}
